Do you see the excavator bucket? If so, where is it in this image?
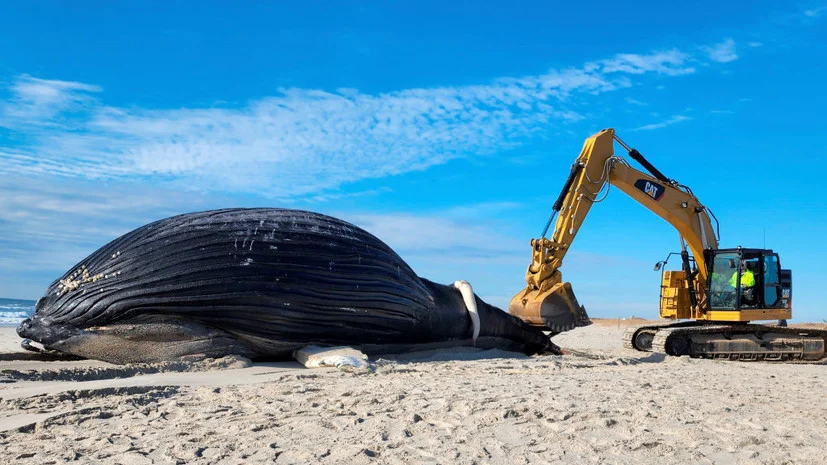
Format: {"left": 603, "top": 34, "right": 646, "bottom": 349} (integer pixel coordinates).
{"left": 509, "top": 281, "right": 592, "bottom": 333}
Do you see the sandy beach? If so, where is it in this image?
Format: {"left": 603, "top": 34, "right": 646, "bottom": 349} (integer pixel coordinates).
{"left": 1, "top": 320, "right": 825, "bottom": 464}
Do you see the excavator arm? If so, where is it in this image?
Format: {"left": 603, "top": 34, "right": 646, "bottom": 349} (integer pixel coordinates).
{"left": 510, "top": 128, "right": 719, "bottom": 331}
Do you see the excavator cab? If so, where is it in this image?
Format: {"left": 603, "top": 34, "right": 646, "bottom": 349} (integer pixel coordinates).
{"left": 658, "top": 248, "right": 792, "bottom": 321}
{"left": 704, "top": 248, "right": 792, "bottom": 317}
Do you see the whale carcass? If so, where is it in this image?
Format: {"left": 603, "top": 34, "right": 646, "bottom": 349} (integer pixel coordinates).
{"left": 17, "top": 208, "right": 589, "bottom": 364}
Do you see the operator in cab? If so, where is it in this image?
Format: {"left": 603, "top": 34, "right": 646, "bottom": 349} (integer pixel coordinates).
{"left": 730, "top": 261, "right": 756, "bottom": 306}
{"left": 730, "top": 262, "right": 755, "bottom": 288}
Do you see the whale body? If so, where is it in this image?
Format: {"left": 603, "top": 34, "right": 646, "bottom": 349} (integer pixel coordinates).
{"left": 17, "top": 208, "right": 579, "bottom": 364}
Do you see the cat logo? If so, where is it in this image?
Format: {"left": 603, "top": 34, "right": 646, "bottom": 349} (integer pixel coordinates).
{"left": 634, "top": 179, "right": 665, "bottom": 201}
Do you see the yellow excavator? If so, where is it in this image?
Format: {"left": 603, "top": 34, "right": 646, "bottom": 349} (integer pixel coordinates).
{"left": 509, "top": 128, "right": 827, "bottom": 362}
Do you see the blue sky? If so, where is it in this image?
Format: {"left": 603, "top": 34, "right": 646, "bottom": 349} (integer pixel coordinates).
{"left": 1, "top": 1, "right": 825, "bottom": 321}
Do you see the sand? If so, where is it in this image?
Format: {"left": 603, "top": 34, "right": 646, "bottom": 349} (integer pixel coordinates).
{"left": 1, "top": 321, "right": 826, "bottom": 464}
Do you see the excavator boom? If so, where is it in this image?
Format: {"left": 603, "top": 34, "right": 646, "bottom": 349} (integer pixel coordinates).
{"left": 510, "top": 128, "right": 716, "bottom": 331}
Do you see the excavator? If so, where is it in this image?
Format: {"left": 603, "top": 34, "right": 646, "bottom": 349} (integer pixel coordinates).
{"left": 509, "top": 128, "right": 827, "bottom": 362}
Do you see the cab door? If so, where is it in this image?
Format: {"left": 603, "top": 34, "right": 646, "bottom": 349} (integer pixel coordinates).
{"left": 762, "top": 254, "right": 781, "bottom": 308}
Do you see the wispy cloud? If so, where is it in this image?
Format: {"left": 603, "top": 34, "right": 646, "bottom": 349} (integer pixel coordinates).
{"left": 0, "top": 44, "right": 726, "bottom": 199}
{"left": 348, "top": 212, "right": 524, "bottom": 256}
{"left": 0, "top": 175, "right": 220, "bottom": 274}
{"left": 1, "top": 76, "right": 101, "bottom": 125}
{"left": 631, "top": 115, "right": 691, "bottom": 131}
{"left": 587, "top": 49, "right": 694, "bottom": 76}
{"left": 703, "top": 38, "right": 738, "bottom": 63}
{"left": 625, "top": 97, "right": 648, "bottom": 106}
{"left": 804, "top": 5, "right": 827, "bottom": 17}
{"left": 0, "top": 40, "right": 739, "bottom": 298}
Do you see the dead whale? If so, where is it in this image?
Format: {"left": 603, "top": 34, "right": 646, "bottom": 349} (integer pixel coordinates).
{"left": 17, "top": 208, "right": 588, "bottom": 364}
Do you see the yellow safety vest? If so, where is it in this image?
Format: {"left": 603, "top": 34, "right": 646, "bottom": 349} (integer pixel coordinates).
{"left": 729, "top": 270, "right": 755, "bottom": 288}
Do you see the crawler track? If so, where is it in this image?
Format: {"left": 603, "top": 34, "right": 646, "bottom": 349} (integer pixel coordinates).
{"left": 648, "top": 324, "right": 827, "bottom": 363}
{"left": 622, "top": 321, "right": 704, "bottom": 351}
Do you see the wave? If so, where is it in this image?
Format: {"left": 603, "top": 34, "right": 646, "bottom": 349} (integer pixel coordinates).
{"left": 0, "top": 310, "right": 30, "bottom": 325}
{"left": 0, "top": 304, "right": 34, "bottom": 310}
{"left": 0, "top": 301, "right": 34, "bottom": 325}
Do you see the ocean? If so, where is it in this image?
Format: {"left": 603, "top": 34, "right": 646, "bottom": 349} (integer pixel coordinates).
{"left": 0, "top": 298, "right": 35, "bottom": 326}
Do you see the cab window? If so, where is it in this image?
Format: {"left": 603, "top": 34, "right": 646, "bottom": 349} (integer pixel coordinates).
{"left": 763, "top": 255, "right": 781, "bottom": 307}
{"left": 708, "top": 252, "right": 738, "bottom": 309}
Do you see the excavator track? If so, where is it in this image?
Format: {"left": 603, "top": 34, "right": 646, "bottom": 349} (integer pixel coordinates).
{"left": 622, "top": 321, "right": 705, "bottom": 352}
{"left": 649, "top": 324, "right": 827, "bottom": 363}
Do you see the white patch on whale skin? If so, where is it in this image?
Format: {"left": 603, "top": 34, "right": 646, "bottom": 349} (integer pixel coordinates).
{"left": 294, "top": 345, "right": 372, "bottom": 371}
{"left": 453, "top": 280, "right": 480, "bottom": 344}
